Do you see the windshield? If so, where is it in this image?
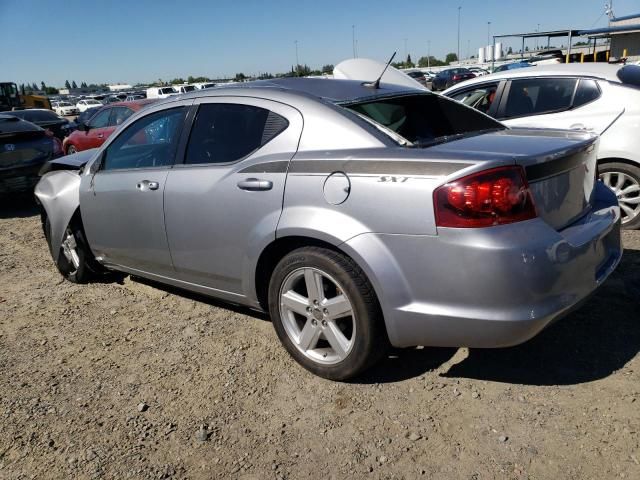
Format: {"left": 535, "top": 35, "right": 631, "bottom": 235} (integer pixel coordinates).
{"left": 344, "top": 94, "right": 504, "bottom": 147}
{"left": 87, "top": 100, "right": 101, "bottom": 105}
{"left": 182, "top": 85, "right": 196, "bottom": 92}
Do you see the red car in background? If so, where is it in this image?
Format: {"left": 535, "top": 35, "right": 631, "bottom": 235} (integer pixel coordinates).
{"left": 63, "top": 99, "right": 156, "bottom": 154}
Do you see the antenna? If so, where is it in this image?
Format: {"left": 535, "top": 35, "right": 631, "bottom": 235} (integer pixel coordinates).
{"left": 364, "top": 52, "right": 397, "bottom": 89}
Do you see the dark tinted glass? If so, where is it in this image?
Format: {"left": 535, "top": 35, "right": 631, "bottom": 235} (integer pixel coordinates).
{"left": 102, "top": 107, "right": 186, "bottom": 170}
{"left": 347, "top": 94, "right": 504, "bottom": 146}
{"left": 184, "top": 104, "right": 288, "bottom": 165}
{"left": 504, "top": 78, "right": 577, "bottom": 118}
{"left": 89, "top": 109, "right": 111, "bottom": 128}
{"left": 573, "top": 79, "right": 601, "bottom": 107}
{"left": 110, "top": 107, "right": 134, "bottom": 126}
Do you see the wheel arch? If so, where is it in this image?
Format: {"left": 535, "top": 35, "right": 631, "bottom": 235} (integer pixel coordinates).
{"left": 598, "top": 157, "right": 640, "bottom": 170}
{"left": 34, "top": 171, "right": 82, "bottom": 262}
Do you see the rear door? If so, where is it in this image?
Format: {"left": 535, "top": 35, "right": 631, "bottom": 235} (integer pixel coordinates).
{"left": 163, "top": 96, "right": 303, "bottom": 298}
{"left": 497, "top": 77, "right": 624, "bottom": 134}
{"left": 80, "top": 103, "right": 191, "bottom": 275}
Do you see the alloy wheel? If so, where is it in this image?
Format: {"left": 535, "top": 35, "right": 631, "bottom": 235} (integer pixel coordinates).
{"left": 600, "top": 171, "right": 640, "bottom": 224}
{"left": 61, "top": 227, "right": 80, "bottom": 272}
{"left": 279, "top": 267, "right": 356, "bottom": 365}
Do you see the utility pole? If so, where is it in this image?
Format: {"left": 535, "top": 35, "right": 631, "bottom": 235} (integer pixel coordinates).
{"left": 457, "top": 6, "right": 461, "bottom": 63}
{"left": 294, "top": 40, "right": 299, "bottom": 73}
{"left": 427, "top": 40, "right": 431, "bottom": 68}
{"left": 404, "top": 38, "right": 408, "bottom": 60}
{"left": 352, "top": 25, "right": 356, "bottom": 58}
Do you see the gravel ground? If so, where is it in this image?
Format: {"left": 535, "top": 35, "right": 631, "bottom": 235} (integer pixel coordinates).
{"left": 1, "top": 196, "right": 639, "bottom": 480}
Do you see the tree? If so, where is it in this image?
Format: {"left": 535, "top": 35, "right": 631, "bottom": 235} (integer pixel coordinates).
{"left": 234, "top": 72, "right": 247, "bottom": 81}
{"left": 418, "top": 56, "right": 446, "bottom": 67}
{"left": 507, "top": 46, "right": 513, "bottom": 55}
{"left": 40, "top": 81, "right": 46, "bottom": 91}
{"left": 65, "top": 80, "right": 71, "bottom": 89}
{"left": 72, "top": 80, "right": 78, "bottom": 88}
{"left": 45, "top": 86, "right": 58, "bottom": 95}
{"left": 31, "top": 82, "right": 38, "bottom": 91}
{"left": 405, "top": 54, "right": 414, "bottom": 68}
{"left": 321, "top": 64, "right": 334, "bottom": 74}
{"left": 445, "top": 53, "right": 458, "bottom": 64}
{"left": 80, "top": 81, "right": 87, "bottom": 88}
{"left": 19, "top": 84, "right": 26, "bottom": 95}
{"left": 258, "top": 72, "right": 274, "bottom": 80}
{"left": 525, "top": 46, "right": 529, "bottom": 52}
{"left": 294, "top": 64, "right": 311, "bottom": 77}
{"left": 170, "top": 78, "right": 186, "bottom": 84}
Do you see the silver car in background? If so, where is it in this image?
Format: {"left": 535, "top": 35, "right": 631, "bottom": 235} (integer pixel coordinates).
{"left": 443, "top": 64, "right": 640, "bottom": 228}
{"left": 35, "top": 78, "right": 622, "bottom": 380}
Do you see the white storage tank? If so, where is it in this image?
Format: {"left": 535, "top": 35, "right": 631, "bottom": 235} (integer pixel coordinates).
{"left": 478, "top": 47, "right": 485, "bottom": 64}
{"left": 485, "top": 45, "right": 494, "bottom": 62}
{"left": 494, "top": 42, "right": 503, "bottom": 60}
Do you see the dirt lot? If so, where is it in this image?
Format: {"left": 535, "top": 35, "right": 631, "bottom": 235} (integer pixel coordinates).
{"left": 1, "top": 197, "right": 639, "bottom": 480}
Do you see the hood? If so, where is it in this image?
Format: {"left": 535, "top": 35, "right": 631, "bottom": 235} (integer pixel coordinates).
{"left": 333, "top": 58, "right": 429, "bottom": 91}
{"left": 39, "top": 148, "right": 99, "bottom": 175}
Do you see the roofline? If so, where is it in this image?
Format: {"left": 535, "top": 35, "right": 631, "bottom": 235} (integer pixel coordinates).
{"left": 493, "top": 29, "right": 581, "bottom": 39}
{"left": 578, "top": 24, "right": 640, "bottom": 36}
{"left": 612, "top": 13, "right": 640, "bottom": 22}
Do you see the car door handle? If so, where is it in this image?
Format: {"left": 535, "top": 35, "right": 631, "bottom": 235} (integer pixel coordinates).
{"left": 97, "top": 133, "right": 104, "bottom": 138}
{"left": 570, "top": 123, "right": 592, "bottom": 131}
{"left": 237, "top": 178, "right": 273, "bottom": 191}
{"left": 136, "top": 180, "right": 159, "bottom": 191}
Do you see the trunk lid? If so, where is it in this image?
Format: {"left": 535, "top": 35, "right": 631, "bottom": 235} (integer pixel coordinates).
{"left": 428, "top": 127, "right": 599, "bottom": 230}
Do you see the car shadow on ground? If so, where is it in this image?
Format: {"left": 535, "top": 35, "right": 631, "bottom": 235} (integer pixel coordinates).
{"left": 0, "top": 194, "right": 40, "bottom": 219}
{"left": 355, "top": 248, "right": 640, "bottom": 386}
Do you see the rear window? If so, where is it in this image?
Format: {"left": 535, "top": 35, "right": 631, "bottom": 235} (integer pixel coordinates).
{"left": 617, "top": 65, "right": 640, "bottom": 87}
{"left": 15, "top": 110, "right": 60, "bottom": 122}
{"left": 160, "top": 88, "right": 175, "bottom": 94}
{"left": 345, "top": 94, "right": 504, "bottom": 147}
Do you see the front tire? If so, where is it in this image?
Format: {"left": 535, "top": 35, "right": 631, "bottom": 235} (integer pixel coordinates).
{"left": 599, "top": 162, "right": 640, "bottom": 229}
{"left": 44, "top": 216, "right": 98, "bottom": 283}
{"left": 268, "top": 247, "right": 388, "bottom": 380}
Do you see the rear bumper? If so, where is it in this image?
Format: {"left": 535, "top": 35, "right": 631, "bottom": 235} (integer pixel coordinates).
{"left": 0, "top": 162, "right": 47, "bottom": 193}
{"left": 343, "top": 182, "right": 622, "bottom": 348}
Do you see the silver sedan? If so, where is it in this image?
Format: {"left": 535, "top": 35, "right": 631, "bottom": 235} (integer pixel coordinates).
{"left": 35, "top": 78, "right": 622, "bottom": 380}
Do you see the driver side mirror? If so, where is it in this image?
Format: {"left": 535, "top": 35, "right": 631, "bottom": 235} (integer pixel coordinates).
{"left": 78, "top": 122, "right": 91, "bottom": 132}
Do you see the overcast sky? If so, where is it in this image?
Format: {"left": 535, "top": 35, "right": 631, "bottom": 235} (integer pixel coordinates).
{"left": 1, "top": 0, "right": 637, "bottom": 86}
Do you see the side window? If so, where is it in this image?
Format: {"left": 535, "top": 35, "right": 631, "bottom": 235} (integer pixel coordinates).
{"left": 184, "top": 103, "right": 288, "bottom": 165}
{"left": 89, "top": 109, "right": 111, "bottom": 128}
{"left": 101, "top": 107, "right": 186, "bottom": 171}
{"left": 450, "top": 83, "right": 499, "bottom": 114}
{"left": 503, "top": 78, "right": 577, "bottom": 118}
{"left": 110, "top": 107, "right": 134, "bottom": 126}
{"left": 573, "top": 79, "right": 601, "bottom": 108}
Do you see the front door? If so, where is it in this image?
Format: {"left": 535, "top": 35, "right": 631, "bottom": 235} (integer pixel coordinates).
{"left": 163, "top": 97, "right": 303, "bottom": 297}
{"left": 80, "top": 104, "right": 190, "bottom": 275}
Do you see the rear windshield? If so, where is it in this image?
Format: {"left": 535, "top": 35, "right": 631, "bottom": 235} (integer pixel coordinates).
{"left": 160, "top": 88, "right": 175, "bottom": 94}
{"left": 617, "top": 65, "right": 640, "bottom": 87}
{"left": 11, "top": 110, "right": 60, "bottom": 122}
{"left": 182, "top": 85, "right": 196, "bottom": 92}
{"left": 344, "top": 94, "right": 504, "bottom": 147}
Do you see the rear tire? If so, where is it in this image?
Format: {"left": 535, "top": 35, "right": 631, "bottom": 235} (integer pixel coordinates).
{"left": 268, "top": 247, "right": 388, "bottom": 381}
{"left": 599, "top": 162, "right": 640, "bottom": 230}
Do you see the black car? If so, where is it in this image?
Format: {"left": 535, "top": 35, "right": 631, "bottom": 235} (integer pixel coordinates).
{"left": 405, "top": 70, "right": 428, "bottom": 87}
{"left": 431, "top": 68, "right": 476, "bottom": 91}
{"left": 5, "top": 109, "right": 76, "bottom": 141}
{"left": 0, "top": 115, "right": 63, "bottom": 193}
{"left": 75, "top": 106, "right": 101, "bottom": 127}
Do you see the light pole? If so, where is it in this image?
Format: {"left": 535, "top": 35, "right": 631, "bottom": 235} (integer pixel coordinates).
{"left": 404, "top": 38, "right": 408, "bottom": 60}
{"left": 427, "top": 40, "right": 431, "bottom": 68}
{"left": 294, "top": 40, "right": 299, "bottom": 73}
{"left": 487, "top": 21, "right": 491, "bottom": 47}
{"left": 457, "top": 6, "right": 461, "bottom": 64}
{"left": 352, "top": 25, "right": 356, "bottom": 58}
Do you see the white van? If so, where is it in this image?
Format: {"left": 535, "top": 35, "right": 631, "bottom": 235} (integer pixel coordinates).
{"left": 193, "top": 82, "right": 216, "bottom": 90}
{"left": 146, "top": 87, "right": 177, "bottom": 99}
{"left": 173, "top": 84, "right": 197, "bottom": 94}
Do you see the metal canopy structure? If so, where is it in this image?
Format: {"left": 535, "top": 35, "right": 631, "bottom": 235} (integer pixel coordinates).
{"left": 490, "top": 30, "right": 587, "bottom": 68}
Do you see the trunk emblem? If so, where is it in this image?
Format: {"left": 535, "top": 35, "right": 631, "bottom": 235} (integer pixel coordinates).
{"left": 4, "top": 144, "right": 15, "bottom": 151}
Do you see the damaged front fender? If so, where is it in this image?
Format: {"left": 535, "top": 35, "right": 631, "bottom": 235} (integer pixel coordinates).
{"left": 34, "top": 170, "right": 81, "bottom": 263}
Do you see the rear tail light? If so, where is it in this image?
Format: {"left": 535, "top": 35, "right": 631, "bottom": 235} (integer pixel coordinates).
{"left": 452, "top": 75, "right": 461, "bottom": 81}
{"left": 434, "top": 166, "right": 537, "bottom": 228}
